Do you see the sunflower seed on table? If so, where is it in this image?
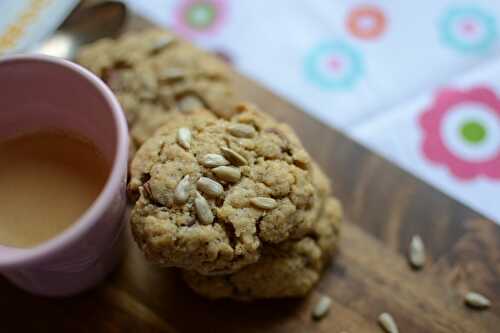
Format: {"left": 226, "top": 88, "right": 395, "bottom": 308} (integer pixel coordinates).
{"left": 227, "top": 123, "right": 256, "bottom": 138}
{"left": 201, "top": 154, "right": 230, "bottom": 168}
{"left": 220, "top": 147, "right": 247, "bottom": 166}
{"left": 408, "top": 235, "right": 426, "bottom": 269}
{"left": 178, "top": 95, "right": 204, "bottom": 113}
{"left": 312, "top": 295, "right": 332, "bottom": 320}
{"left": 174, "top": 175, "right": 190, "bottom": 204}
{"left": 378, "top": 313, "right": 398, "bottom": 333}
{"left": 250, "top": 197, "right": 277, "bottom": 210}
{"left": 464, "top": 292, "right": 491, "bottom": 309}
{"left": 212, "top": 166, "right": 241, "bottom": 182}
{"left": 197, "top": 177, "right": 224, "bottom": 197}
{"left": 177, "top": 127, "right": 191, "bottom": 150}
{"left": 195, "top": 192, "right": 214, "bottom": 224}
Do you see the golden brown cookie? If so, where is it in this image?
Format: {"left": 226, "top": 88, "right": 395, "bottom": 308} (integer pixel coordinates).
{"left": 182, "top": 197, "right": 342, "bottom": 300}
{"left": 128, "top": 103, "right": 325, "bottom": 275}
{"left": 76, "top": 29, "right": 236, "bottom": 151}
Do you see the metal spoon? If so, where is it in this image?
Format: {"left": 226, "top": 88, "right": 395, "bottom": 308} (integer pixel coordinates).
{"left": 33, "top": 1, "right": 127, "bottom": 59}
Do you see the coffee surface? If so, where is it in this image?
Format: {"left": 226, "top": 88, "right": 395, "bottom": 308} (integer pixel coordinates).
{"left": 0, "top": 131, "right": 109, "bottom": 248}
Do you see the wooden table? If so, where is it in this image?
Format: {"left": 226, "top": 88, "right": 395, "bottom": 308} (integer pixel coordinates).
{"left": 1, "top": 8, "right": 499, "bottom": 333}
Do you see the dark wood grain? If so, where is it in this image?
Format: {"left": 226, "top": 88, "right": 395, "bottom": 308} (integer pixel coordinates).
{"left": 1, "top": 8, "right": 499, "bottom": 333}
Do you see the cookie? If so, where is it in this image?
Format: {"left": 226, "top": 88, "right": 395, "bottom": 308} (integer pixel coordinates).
{"left": 76, "top": 29, "right": 236, "bottom": 150}
{"left": 129, "top": 103, "right": 324, "bottom": 275}
{"left": 182, "top": 197, "right": 342, "bottom": 300}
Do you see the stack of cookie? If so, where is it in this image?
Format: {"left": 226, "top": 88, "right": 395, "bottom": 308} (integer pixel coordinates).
{"left": 77, "top": 30, "right": 342, "bottom": 300}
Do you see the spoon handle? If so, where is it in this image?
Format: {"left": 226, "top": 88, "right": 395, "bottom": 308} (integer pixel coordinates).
{"left": 31, "top": 1, "right": 127, "bottom": 59}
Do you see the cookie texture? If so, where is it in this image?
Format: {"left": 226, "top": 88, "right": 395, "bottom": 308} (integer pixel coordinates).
{"left": 182, "top": 197, "right": 342, "bottom": 300}
{"left": 129, "top": 103, "right": 325, "bottom": 275}
{"left": 76, "top": 29, "right": 236, "bottom": 150}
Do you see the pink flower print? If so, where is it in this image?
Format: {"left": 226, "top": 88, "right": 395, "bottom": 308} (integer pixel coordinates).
{"left": 173, "top": 0, "right": 228, "bottom": 38}
{"left": 420, "top": 87, "right": 500, "bottom": 180}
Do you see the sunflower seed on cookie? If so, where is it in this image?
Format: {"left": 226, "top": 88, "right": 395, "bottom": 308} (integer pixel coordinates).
{"left": 150, "top": 35, "right": 174, "bottom": 51}
{"left": 250, "top": 197, "right": 277, "bottom": 210}
{"left": 177, "top": 127, "right": 191, "bottom": 149}
{"left": 178, "top": 95, "right": 204, "bottom": 113}
{"left": 212, "top": 166, "right": 241, "bottom": 182}
{"left": 194, "top": 192, "right": 214, "bottom": 225}
{"left": 201, "top": 153, "right": 230, "bottom": 168}
{"left": 227, "top": 123, "right": 256, "bottom": 138}
{"left": 174, "top": 175, "right": 191, "bottom": 204}
{"left": 197, "top": 177, "right": 224, "bottom": 197}
{"left": 221, "top": 147, "right": 247, "bottom": 166}
{"left": 159, "top": 67, "right": 185, "bottom": 81}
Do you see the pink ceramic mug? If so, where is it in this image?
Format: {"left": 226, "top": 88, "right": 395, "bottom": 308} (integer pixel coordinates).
{"left": 0, "top": 55, "right": 129, "bottom": 296}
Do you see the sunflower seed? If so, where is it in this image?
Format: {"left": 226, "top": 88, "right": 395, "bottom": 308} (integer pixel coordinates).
{"left": 221, "top": 147, "right": 247, "bottom": 166}
{"left": 197, "top": 177, "right": 224, "bottom": 197}
{"left": 408, "top": 235, "right": 426, "bottom": 269}
{"left": 312, "top": 295, "right": 332, "bottom": 320}
{"left": 378, "top": 313, "right": 398, "bottom": 333}
{"left": 151, "top": 35, "right": 174, "bottom": 52}
{"left": 464, "top": 292, "right": 491, "bottom": 309}
{"left": 212, "top": 166, "right": 241, "bottom": 182}
{"left": 138, "top": 90, "right": 155, "bottom": 100}
{"left": 141, "top": 183, "right": 154, "bottom": 201}
{"left": 174, "top": 175, "right": 190, "bottom": 204}
{"left": 195, "top": 192, "right": 214, "bottom": 224}
{"left": 227, "top": 123, "right": 256, "bottom": 138}
{"left": 250, "top": 197, "right": 277, "bottom": 210}
{"left": 177, "top": 127, "right": 191, "bottom": 150}
{"left": 201, "top": 154, "right": 230, "bottom": 168}
{"left": 293, "top": 149, "right": 310, "bottom": 169}
{"left": 178, "top": 95, "right": 204, "bottom": 113}
{"left": 265, "top": 127, "right": 290, "bottom": 145}
{"left": 140, "top": 71, "right": 158, "bottom": 91}
{"left": 159, "top": 67, "right": 185, "bottom": 81}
